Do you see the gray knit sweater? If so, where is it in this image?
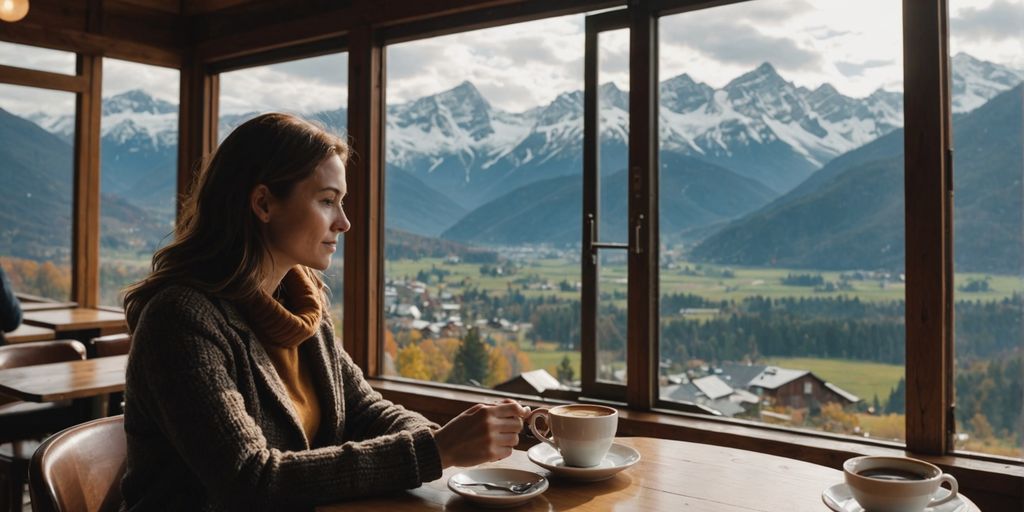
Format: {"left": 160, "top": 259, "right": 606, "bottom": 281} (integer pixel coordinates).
{"left": 120, "top": 285, "right": 442, "bottom": 511}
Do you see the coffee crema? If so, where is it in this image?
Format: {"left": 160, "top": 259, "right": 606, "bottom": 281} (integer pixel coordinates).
{"left": 857, "top": 468, "right": 929, "bottom": 481}
{"left": 552, "top": 406, "right": 613, "bottom": 417}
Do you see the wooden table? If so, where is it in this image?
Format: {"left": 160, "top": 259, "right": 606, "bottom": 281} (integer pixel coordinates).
{"left": 3, "top": 324, "right": 56, "bottom": 343}
{"left": 0, "top": 354, "right": 127, "bottom": 417}
{"left": 22, "top": 308, "right": 127, "bottom": 334}
{"left": 0, "top": 354, "right": 127, "bottom": 402}
{"left": 22, "top": 308, "right": 128, "bottom": 355}
{"left": 318, "top": 437, "right": 980, "bottom": 511}
{"left": 20, "top": 301, "right": 78, "bottom": 312}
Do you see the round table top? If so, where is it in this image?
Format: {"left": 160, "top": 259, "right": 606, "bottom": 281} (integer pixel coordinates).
{"left": 317, "top": 436, "right": 981, "bottom": 511}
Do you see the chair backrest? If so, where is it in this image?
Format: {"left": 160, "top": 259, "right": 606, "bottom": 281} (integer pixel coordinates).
{"left": 0, "top": 340, "right": 86, "bottom": 407}
{"left": 89, "top": 334, "right": 131, "bottom": 358}
{"left": 0, "top": 340, "right": 86, "bottom": 370}
{"left": 29, "top": 415, "right": 126, "bottom": 512}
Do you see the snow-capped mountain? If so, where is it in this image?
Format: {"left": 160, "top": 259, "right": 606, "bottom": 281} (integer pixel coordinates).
{"left": 951, "top": 53, "right": 1024, "bottom": 113}
{"left": 30, "top": 89, "right": 179, "bottom": 146}
{"left": 22, "top": 54, "right": 1024, "bottom": 217}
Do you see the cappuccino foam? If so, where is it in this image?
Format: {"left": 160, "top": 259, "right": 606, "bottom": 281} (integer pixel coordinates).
{"left": 553, "top": 405, "right": 612, "bottom": 417}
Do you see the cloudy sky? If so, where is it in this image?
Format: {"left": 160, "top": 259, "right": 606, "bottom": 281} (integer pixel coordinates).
{"left": 1, "top": 0, "right": 1021, "bottom": 117}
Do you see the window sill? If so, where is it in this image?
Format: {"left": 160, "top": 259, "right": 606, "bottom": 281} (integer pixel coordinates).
{"left": 369, "top": 377, "right": 1023, "bottom": 510}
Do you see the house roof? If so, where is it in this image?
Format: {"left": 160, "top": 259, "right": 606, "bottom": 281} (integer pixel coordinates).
{"left": 825, "top": 382, "right": 861, "bottom": 403}
{"left": 748, "top": 366, "right": 809, "bottom": 390}
{"left": 719, "top": 362, "right": 767, "bottom": 388}
{"left": 692, "top": 375, "right": 734, "bottom": 400}
{"left": 660, "top": 383, "right": 745, "bottom": 417}
{"left": 519, "top": 369, "right": 561, "bottom": 392}
{"left": 493, "top": 369, "right": 562, "bottom": 394}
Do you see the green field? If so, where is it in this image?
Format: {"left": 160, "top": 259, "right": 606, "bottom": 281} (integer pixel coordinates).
{"left": 385, "top": 257, "right": 1023, "bottom": 304}
{"left": 762, "top": 357, "right": 904, "bottom": 407}
{"left": 523, "top": 349, "right": 580, "bottom": 379}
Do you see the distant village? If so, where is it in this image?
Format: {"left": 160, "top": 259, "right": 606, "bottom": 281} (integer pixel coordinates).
{"left": 383, "top": 257, "right": 862, "bottom": 421}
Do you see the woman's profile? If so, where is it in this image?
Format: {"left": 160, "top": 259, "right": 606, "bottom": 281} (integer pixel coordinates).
{"left": 121, "top": 113, "right": 528, "bottom": 511}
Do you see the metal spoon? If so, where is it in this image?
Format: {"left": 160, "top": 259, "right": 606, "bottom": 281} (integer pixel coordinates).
{"left": 455, "top": 480, "right": 536, "bottom": 494}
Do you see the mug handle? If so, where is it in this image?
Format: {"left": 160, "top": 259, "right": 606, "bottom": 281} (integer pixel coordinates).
{"left": 926, "top": 474, "right": 959, "bottom": 508}
{"left": 527, "top": 408, "right": 557, "bottom": 449}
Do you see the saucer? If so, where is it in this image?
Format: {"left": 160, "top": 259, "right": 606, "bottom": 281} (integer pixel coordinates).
{"left": 527, "top": 442, "right": 640, "bottom": 481}
{"left": 448, "top": 468, "right": 548, "bottom": 508}
{"left": 822, "top": 482, "right": 970, "bottom": 512}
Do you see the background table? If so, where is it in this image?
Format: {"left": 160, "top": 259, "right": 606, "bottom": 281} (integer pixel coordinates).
{"left": 22, "top": 308, "right": 127, "bottom": 335}
{"left": 3, "top": 324, "right": 56, "bottom": 344}
{"left": 318, "top": 436, "right": 979, "bottom": 511}
{"left": 0, "top": 354, "right": 127, "bottom": 418}
{"left": 22, "top": 308, "right": 128, "bottom": 355}
{"left": 20, "top": 301, "right": 78, "bottom": 312}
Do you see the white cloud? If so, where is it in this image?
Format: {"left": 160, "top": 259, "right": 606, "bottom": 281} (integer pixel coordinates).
{"left": 3, "top": 1, "right": 1020, "bottom": 118}
{"left": 219, "top": 53, "right": 348, "bottom": 115}
{"left": 950, "top": 0, "right": 1024, "bottom": 69}
{"left": 387, "top": 14, "right": 587, "bottom": 112}
{"left": 659, "top": 0, "right": 904, "bottom": 97}
{"left": 104, "top": 59, "right": 180, "bottom": 104}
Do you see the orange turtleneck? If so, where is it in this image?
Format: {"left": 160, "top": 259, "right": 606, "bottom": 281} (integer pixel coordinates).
{"left": 242, "top": 266, "right": 323, "bottom": 444}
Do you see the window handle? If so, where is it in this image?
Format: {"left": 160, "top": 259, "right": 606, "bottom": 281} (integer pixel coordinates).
{"left": 633, "top": 214, "right": 644, "bottom": 255}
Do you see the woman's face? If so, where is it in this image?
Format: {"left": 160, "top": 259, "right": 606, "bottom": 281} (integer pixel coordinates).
{"left": 260, "top": 154, "right": 350, "bottom": 272}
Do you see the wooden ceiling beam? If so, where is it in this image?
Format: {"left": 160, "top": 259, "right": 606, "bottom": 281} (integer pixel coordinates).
{"left": 0, "top": 0, "right": 185, "bottom": 68}
{"left": 193, "top": 0, "right": 576, "bottom": 64}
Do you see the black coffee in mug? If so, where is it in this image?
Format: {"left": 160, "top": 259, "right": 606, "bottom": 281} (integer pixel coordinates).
{"left": 857, "top": 468, "right": 929, "bottom": 481}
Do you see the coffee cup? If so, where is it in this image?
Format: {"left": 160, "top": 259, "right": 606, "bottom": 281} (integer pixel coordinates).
{"left": 527, "top": 404, "right": 617, "bottom": 468}
{"left": 843, "top": 456, "right": 959, "bottom": 512}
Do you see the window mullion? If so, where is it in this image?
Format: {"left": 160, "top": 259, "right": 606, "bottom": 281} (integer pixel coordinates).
{"left": 901, "top": 0, "right": 953, "bottom": 455}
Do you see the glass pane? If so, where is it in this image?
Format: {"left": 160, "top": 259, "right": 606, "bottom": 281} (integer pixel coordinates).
{"left": 598, "top": 29, "right": 630, "bottom": 245}
{"left": 597, "top": 255, "right": 628, "bottom": 383}
{"left": 99, "top": 59, "right": 179, "bottom": 307}
{"left": 657, "top": 0, "right": 906, "bottom": 442}
{"left": 949, "top": 0, "right": 1024, "bottom": 459}
{"left": 0, "top": 41, "right": 75, "bottom": 75}
{"left": 383, "top": 15, "right": 585, "bottom": 393}
{"left": 0, "top": 84, "right": 75, "bottom": 301}
{"left": 219, "top": 52, "right": 349, "bottom": 332}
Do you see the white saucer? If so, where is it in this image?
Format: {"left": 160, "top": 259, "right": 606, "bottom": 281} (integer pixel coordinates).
{"left": 448, "top": 468, "right": 548, "bottom": 508}
{"left": 527, "top": 442, "right": 640, "bottom": 481}
{"left": 822, "top": 482, "right": 971, "bottom": 512}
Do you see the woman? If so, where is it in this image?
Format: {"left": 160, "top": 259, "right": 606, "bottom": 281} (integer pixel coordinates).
{"left": 121, "top": 113, "right": 528, "bottom": 511}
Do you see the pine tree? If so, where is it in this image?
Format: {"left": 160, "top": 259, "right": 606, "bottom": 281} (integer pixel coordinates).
{"left": 885, "top": 377, "right": 906, "bottom": 415}
{"left": 449, "top": 327, "right": 489, "bottom": 386}
{"left": 556, "top": 355, "right": 575, "bottom": 383}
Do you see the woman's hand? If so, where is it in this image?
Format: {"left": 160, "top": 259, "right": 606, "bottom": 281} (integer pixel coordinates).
{"left": 434, "top": 399, "right": 530, "bottom": 468}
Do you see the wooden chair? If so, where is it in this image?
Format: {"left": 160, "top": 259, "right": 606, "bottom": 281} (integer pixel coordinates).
{"left": 29, "top": 415, "right": 125, "bottom": 512}
{"left": 0, "top": 340, "right": 87, "bottom": 512}
{"left": 88, "top": 334, "right": 130, "bottom": 358}
{"left": 87, "top": 334, "right": 131, "bottom": 416}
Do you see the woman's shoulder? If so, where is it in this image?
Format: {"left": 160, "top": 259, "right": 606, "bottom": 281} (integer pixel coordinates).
{"left": 137, "top": 284, "right": 224, "bottom": 332}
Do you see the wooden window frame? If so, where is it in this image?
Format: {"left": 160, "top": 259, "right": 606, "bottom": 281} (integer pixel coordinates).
{"left": 356, "top": 0, "right": 1018, "bottom": 477}
{"left": 5, "top": 0, "right": 1016, "bottom": 506}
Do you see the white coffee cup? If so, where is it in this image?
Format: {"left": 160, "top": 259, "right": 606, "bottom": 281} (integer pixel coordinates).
{"left": 844, "top": 456, "right": 959, "bottom": 512}
{"left": 527, "top": 404, "right": 618, "bottom": 468}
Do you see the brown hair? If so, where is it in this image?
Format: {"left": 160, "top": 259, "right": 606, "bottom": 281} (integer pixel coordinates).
{"left": 123, "top": 113, "right": 349, "bottom": 330}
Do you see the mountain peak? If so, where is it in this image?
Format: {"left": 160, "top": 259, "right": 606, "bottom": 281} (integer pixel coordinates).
{"left": 438, "top": 80, "right": 490, "bottom": 109}
{"left": 598, "top": 81, "right": 630, "bottom": 110}
{"left": 725, "top": 62, "right": 785, "bottom": 91}
{"left": 103, "top": 89, "right": 177, "bottom": 116}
